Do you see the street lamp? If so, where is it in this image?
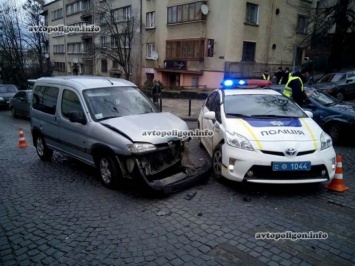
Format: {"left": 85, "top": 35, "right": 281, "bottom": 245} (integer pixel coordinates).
{"left": 73, "top": 58, "right": 79, "bottom": 75}
{"left": 44, "top": 53, "right": 50, "bottom": 76}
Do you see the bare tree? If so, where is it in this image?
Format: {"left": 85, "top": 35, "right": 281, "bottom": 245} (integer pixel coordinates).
{"left": 299, "top": 0, "right": 355, "bottom": 72}
{"left": 0, "top": 2, "right": 27, "bottom": 84}
{"left": 22, "top": 0, "right": 52, "bottom": 78}
{"left": 93, "top": 1, "right": 140, "bottom": 80}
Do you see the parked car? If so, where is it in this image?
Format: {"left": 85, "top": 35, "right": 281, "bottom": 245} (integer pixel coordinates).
{"left": 0, "top": 84, "right": 18, "bottom": 109}
{"left": 312, "top": 70, "right": 355, "bottom": 101}
{"left": 198, "top": 79, "right": 336, "bottom": 184}
{"left": 30, "top": 76, "right": 207, "bottom": 193}
{"left": 301, "top": 88, "right": 355, "bottom": 145}
{"left": 10, "top": 90, "right": 32, "bottom": 118}
{"left": 268, "top": 84, "right": 355, "bottom": 144}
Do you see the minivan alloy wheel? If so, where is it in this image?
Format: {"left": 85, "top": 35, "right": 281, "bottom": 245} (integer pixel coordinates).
{"left": 35, "top": 136, "right": 53, "bottom": 160}
{"left": 100, "top": 158, "right": 112, "bottom": 184}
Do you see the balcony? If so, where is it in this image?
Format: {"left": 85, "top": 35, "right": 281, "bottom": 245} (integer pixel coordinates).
{"left": 81, "top": 33, "right": 93, "bottom": 40}
{"left": 80, "top": 9, "right": 92, "bottom": 19}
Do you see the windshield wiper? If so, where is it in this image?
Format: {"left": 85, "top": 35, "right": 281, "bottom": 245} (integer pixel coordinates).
{"left": 225, "top": 113, "right": 251, "bottom": 118}
{"left": 250, "top": 115, "right": 297, "bottom": 118}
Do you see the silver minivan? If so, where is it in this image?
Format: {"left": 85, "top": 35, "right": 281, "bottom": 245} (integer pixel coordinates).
{"left": 30, "top": 76, "right": 207, "bottom": 193}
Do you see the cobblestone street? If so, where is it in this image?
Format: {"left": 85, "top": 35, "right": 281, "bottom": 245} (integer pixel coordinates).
{"left": 1, "top": 109, "right": 355, "bottom": 265}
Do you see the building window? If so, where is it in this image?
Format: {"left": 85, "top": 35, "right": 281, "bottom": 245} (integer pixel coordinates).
{"left": 111, "top": 36, "right": 119, "bottom": 48}
{"left": 112, "top": 9, "right": 119, "bottom": 23}
{"left": 101, "top": 60, "right": 107, "bottom": 72}
{"left": 146, "top": 12, "right": 155, "bottom": 28}
{"left": 112, "top": 60, "right": 119, "bottom": 68}
{"left": 53, "top": 45, "right": 65, "bottom": 54}
{"left": 54, "top": 62, "right": 65, "bottom": 72}
{"left": 297, "top": 15, "right": 308, "bottom": 34}
{"left": 167, "top": 1, "right": 205, "bottom": 25}
{"left": 52, "top": 8, "right": 63, "bottom": 20}
{"left": 192, "top": 77, "right": 199, "bottom": 88}
{"left": 100, "top": 36, "right": 107, "bottom": 48}
{"left": 67, "top": 43, "right": 82, "bottom": 54}
{"left": 245, "top": 2, "right": 259, "bottom": 24}
{"left": 166, "top": 39, "right": 205, "bottom": 60}
{"left": 146, "top": 43, "right": 155, "bottom": 59}
{"left": 242, "top": 41, "right": 256, "bottom": 61}
{"left": 123, "top": 6, "right": 131, "bottom": 21}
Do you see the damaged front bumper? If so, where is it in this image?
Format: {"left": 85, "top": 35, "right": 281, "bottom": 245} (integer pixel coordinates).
{"left": 128, "top": 138, "right": 211, "bottom": 193}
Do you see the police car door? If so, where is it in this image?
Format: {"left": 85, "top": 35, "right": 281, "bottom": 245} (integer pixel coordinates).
{"left": 210, "top": 92, "right": 224, "bottom": 151}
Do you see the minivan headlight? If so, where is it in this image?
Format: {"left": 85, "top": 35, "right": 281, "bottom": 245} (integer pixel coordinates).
{"left": 226, "top": 131, "right": 254, "bottom": 151}
{"left": 320, "top": 132, "right": 332, "bottom": 150}
{"left": 126, "top": 143, "right": 156, "bottom": 153}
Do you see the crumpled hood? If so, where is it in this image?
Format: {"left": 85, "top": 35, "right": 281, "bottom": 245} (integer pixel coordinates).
{"left": 0, "top": 92, "right": 16, "bottom": 99}
{"left": 100, "top": 112, "right": 189, "bottom": 144}
{"left": 225, "top": 117, "right": 323, "bottom": 142}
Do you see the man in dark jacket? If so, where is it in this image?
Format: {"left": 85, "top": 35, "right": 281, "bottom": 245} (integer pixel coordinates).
{"left": 279, "top": 67, "right": 291, "bottom": 84}
{"left": 151, "top": 80, "right": 161, "bottom": 105}
{"left": 274, "top": 67, "right": 284, "bottom": 84}
{"left": 283, "top": 67, "right": 312, "bottom": 106}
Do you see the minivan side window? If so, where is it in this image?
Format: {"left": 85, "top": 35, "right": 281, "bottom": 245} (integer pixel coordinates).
{"left": 61, "top": 90, "right": 85, "bottom": 119}
{"left": 32, "top": 86, "right": 59, "bottom": 115}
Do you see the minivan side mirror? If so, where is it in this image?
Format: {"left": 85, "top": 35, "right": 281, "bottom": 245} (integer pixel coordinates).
{"left": 69, "top": 111, "right": 87, "bottom": 125}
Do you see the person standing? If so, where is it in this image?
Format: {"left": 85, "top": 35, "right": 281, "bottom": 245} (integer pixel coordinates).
{"left": 274, "top": 67, "right": 284, "bottom": 84}
{"left": 279, "top": 67, "right": 291, "bottom": 84}
{"left": 282, "top": 67, "right": 312, "bottom": 106}
{"left": 151, "top": 80, "right": 161, "bottom": 107}
{"left": 262, "top": 70, "right": 270, "bottom": 80}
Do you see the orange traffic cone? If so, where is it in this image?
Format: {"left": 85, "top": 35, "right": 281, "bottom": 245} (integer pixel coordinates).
{"left": 326, "top": 155, "right": 349, "bottom": 192}
{"left": 17, "top": 128, "right": 28, "bottom": 148}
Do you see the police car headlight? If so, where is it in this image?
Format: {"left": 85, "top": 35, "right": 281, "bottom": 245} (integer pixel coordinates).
{"left": 320, "top": 132, "right": 332, "bottom": 150}
{"left": 226, "top": 131, "right": 254, "bottom": 151}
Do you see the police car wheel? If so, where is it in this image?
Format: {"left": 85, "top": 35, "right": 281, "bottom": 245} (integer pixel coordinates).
{"left": 212, "top": 144, "right": 223, "bottom": 180}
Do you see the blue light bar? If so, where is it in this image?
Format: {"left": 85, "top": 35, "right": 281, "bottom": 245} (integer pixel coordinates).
{"left": 221, "top": 79, "right": 246, "bottom": 88}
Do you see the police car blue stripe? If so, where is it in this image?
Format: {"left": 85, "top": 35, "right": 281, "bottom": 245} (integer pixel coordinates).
{"left": 243, "top": 118, "right": 301, "bottom": 127}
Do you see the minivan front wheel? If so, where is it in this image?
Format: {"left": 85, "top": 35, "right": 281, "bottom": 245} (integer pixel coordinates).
{"left": 35, "top": 136, "right": 53, "bottom": 161}
{"left": 98, "top": 155, "right": 120, "bottom": 189}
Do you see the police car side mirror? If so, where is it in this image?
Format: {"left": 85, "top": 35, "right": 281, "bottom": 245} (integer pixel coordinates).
{"left": 304, "top": 110, "right": 313, "bottom": 118}
{"left": 204, "top": 111, "right": 216, "bottom": 120}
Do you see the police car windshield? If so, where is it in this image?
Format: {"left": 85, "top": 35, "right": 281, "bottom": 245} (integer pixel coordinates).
{"left": 224, "top": 94, "right": 307, "bottom": 118}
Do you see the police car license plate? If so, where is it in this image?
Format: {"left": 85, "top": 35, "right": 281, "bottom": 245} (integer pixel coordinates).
{"left": 272, "top": 162, "right": 311, "bottom": 171}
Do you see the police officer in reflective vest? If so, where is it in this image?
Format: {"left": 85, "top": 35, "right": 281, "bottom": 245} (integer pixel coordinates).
{"left": 283, "top": 67, "right": 311, "bottom": 106}
{"left": 279, "top": 67, "right": 291, "bottom": 84}
{"left": 262, "top": 70, "right": 270, "bottom": 80}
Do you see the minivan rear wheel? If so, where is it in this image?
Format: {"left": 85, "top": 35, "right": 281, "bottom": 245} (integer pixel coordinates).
{"left": 98, "top": 155, "right": 120, "bottom": 189}
{"left": 35, "top": 136, "right": 53, "bottom": 161}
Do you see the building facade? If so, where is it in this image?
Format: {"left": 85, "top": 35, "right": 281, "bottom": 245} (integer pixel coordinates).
{"left": 42, "top": 0, "right": 142, "bottom": 83}
{"left": 141, "top": 0, "right": 317, "bottom": 89}
{"left": 43, "top": 0, "right": 316, "bottom": 88}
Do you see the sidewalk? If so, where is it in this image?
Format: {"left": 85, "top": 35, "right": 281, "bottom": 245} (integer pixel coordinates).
{"left": 159, "top": 98, "right": 205, "bottom": 121}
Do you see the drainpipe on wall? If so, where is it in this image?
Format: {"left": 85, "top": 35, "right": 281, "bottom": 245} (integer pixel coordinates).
{"left": 63, "top": 0, "right": 68, "bottom": 76}
{"left": 266, "top": 0, "right": 275, "bottom": 68}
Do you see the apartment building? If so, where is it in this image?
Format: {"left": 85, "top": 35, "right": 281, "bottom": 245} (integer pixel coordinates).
{"left": 141, "top": 0, "right": 317, "bottom": 89}
{"left": 42, "top": 0, "right": 141, "bottom": 81}
{"left": 43, "top": 0, "right": 316, "bottom": 88}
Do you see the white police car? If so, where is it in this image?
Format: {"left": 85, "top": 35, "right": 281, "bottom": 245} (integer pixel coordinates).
{"left": 198, "top": 79, "right": 336, "bottom": 184}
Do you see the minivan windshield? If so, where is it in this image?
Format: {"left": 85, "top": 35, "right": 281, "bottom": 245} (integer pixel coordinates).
{"left": 83, "top": 86, "right": 157, "bottom": 121}
{"left": 224, "top": 94, "right": 307, "bottom": 118}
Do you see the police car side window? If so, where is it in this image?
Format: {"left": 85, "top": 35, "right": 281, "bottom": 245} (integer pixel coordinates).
{"left": 206, "top": 92, "right": 217, "bottom": 110}
{"left": 211, "top": 93, "right": 221, "bottom": 123}
{"left": 32, "top": 86, "right": 59, "bottom": 115}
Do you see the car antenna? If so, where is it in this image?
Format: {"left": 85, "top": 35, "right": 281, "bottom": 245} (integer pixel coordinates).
{"left": 102, "top": 76, "right": 114, "bottom": 85}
